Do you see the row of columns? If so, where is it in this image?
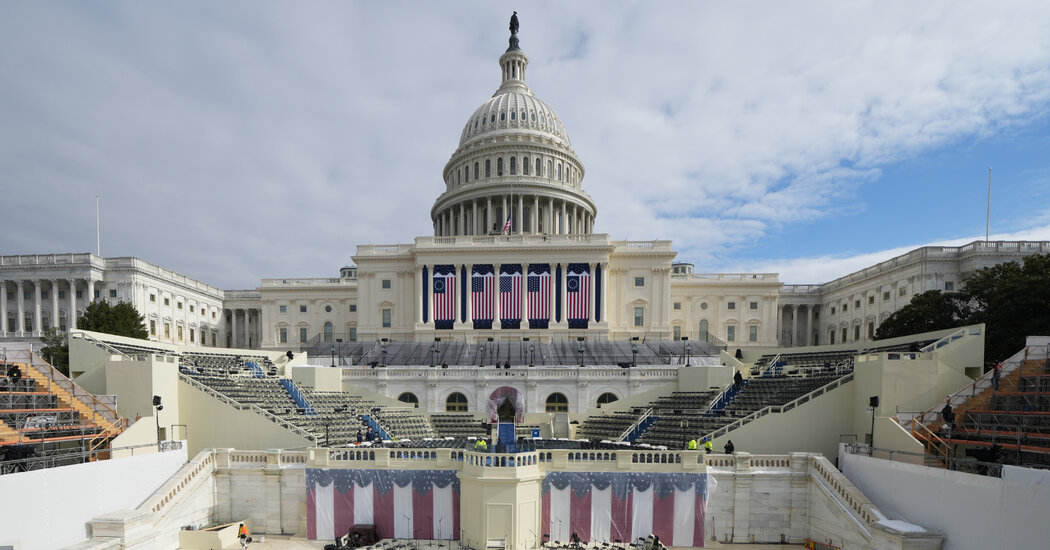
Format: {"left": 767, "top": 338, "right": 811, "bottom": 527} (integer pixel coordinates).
{"left": 226, "top": 308, "right": 261, "bottom": 349}
{"left": 0, "top": 278, "right": 96, "bottom": 337}
{"left": 435, "top": 195, "right": 594, "bottom": 237}
{"left": 413, "top": 262, "right": 607, "bottom": 328}
{"left": 779, "top": 304, "right": 818, "bottom": 347}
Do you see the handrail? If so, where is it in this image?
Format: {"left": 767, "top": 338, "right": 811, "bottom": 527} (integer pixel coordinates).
{"left": 71, "top": 331, "right": 131, "bottom": 358}
{"left": 703, "top": 373, "right": 854, "bottom": 440}
{"left": 178, "top": 374, "right": 317, "bottom": 441}
{"left": 763, "top": 353, "right": 782, "bottom": 376}
{"left": 617, "top": 407, "right": 653, "bottom": 442}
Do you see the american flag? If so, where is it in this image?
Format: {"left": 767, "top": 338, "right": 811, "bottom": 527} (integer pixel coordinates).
{"left": 500, "top": 267, "right": 522, "bottom": 321}
{"left": 528, "top": 264, "right": 550, "bottom": 321}
{"left": 567, "top": 267, "right": 590, "bottom": 321}
{"left": 501, "top": 214, "right": 512, "bottom": 235}
{"left": 472, "top": 268, "right": 494, "bottom": 321}
{"left": 432, "top": 266, "right": 456, "bottom": 322}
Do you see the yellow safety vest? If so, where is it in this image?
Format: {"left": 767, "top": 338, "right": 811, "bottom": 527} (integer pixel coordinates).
{"left": 687, "top": 440, "right": 698, "bottom": 450}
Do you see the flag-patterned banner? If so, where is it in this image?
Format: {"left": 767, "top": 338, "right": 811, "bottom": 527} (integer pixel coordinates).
{"left": 472, "top": 265, "right": 494, "bottom": 329}
{"left": 306, "top": 469, "right": 460, "bottom": 541}
{"left": 433, "top": 265, "right": 456, "bottom": 329}
{"left": 500, "top": 264, "right": 522, "bottom": 329}
{"left": 528, "top": 263, "right": 551, "bottom": 328}
{"left": 567, "top": 263, "right": 590, "bottom": 328}
{"left": 540, "top": 472, "right": 712, "bottom": 546}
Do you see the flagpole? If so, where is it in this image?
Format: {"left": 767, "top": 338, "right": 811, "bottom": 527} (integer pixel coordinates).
{"left": 96, "top": 195, "right": 101, "bottom": 256}
{"left": 985, "top": 167, "right": 991, "bottom": 242}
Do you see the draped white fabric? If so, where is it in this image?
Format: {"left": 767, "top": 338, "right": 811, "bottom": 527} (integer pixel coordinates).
{"left": 549, "top": 485, "right": 571, "bottom": 543}
{"left": 590, "top": 486, "right": 612, "bottom": 542}
{"left": 433, "top": 484, "right": 454, "bottom": 539}
{"left": 630, "top": 487, "right": 653, "bottom": 542}
{"left": 394, "top": 484, "right": 414, "bottom": 539}
{"left": 672, "top": 487, "right": 695, "bottom": 547}
{"left": 315, "top": 482, "right": 335, "bottom": 541}
{"left": 354, "top": 482, "right": 374, "bottom": 525}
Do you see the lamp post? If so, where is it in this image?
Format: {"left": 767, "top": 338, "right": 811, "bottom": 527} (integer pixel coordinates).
{"left": 330, "top": 344, "right": 336, "bottom": 368}
{"left": 153, "top": 395, "right": 163, "bottom": 451}
{"left": 478, "top": 343, "right": 485, "bottom": 367}
{"left": 430, "top": 343, "right": 437, "bottom": 367}
{"left": 680, "top": 418, "right": 688, "bottom": 450}
{"left": 631, "top": 342, "right": 638, "bottom": 367}
{"left": 529, "top": 343, "right": 535, "bottom": 367}
{"left": 578, "top": 341, "right": 585, "bottom": 367}
{"left": 869, "top": 395, "right": 879, "bottom": 455}
{"left": 380, "top": 342, "right": 387, "bottom": 367}
{"left": 685, "top": 343, "right": 692, "bottom": 367}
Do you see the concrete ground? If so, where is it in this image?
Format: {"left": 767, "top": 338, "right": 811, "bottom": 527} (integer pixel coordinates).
{"left": 247, "top": 537, "right": 806, "bottom": 550}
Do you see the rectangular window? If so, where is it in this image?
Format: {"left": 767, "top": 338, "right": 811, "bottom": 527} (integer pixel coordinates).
{"left": 177, "top": 326, "right": 183, "bottom": 340}
{"left": 177, "top": 302, "right": 183, "bottom": 310}
{"left": 150, "top": 320, "right": 156, "bottom": 335}
{"left": 349, "top": 304, "right": 357, "bottom": 312}
{"left": 280, "top": 328, "right": 288, "bottom": 343}
{"left": 349, "top": 328, "right": 357, "bottom": 341}
{"left": 673, "top": 325, "right": 681, "bottom": 340}
{"left": 24, "top": 291, "right": 31, "bottom": 300}
{"left": 842, "top": 303, "right": 848, "bottom": 312}
{"left": 94, "top": 290, "right": 100, "bottom": 298}
{"left": 164, "top": 323, "right": 170, "bottom": 338}
{"left": 944, "top": 281, "right": 954, "bottom": 291}
{"left": 6, "top": 292, "right": 12, "bottom": 300}
{"left": 854, "top": 325, "right": 860, "bottom": 341}
{"left": 299, "top": 328, "right": 308, "bottom": 342}
{"left": 727, "top": 326, "right": 736, "bottom": 342}
{"left": 382, "top": 279, "right": 392, "bottom": 289}
{"left": 883, "top": 291, "right": 890, "bottom": 301}
{"left": 899, "top": 287, "right": 907, "bottom": 297}
{"left": 749, "top": 302, "right": 758, "bottom": 310}
{"left": 831, "top": 307, "right": 836, "bottom": 315}
{"left": 300, "top": 305, "right": 307, "bottom": 313}
{"left": 150, "top": 294, "right": 156, "bottom": 303}
{"left": 854, "top": 300, "right": 860, "bottom": 308}
{"left": 749, "top": 325, "right": 758, "bottom": 342}
{"left": 727, "top": 301, "right": 736, "bottom": 310}
{"left": 673, "top": 302, "right": 681, "bottom": 310}
{"left": 842, "top": 327, "right": 848, "bottom": 342}
{"left": 211, "top": 333, "right": 217, "bottom": 346}
{"left": 868, "top": 296, "right": 874, "bottom": 305}
{"left": 633, "top": 307, "right": 644, "bottom": 327}
{"left": 279, "top": 305, "right": 287, "bottom": 313}
{"left": 189, "top": 305, "right": 195, "bottom": 313}
{"left": 76, "top": 290, "right": 83, "bottom": 299}
{"left": 190, "top": 328, "right": 195, "bottom": 343}
{"left": 109, "top": 289, "right": 117, "bottom": 298}
{"left": 164, "top": 297, "right": 170, "bottom": 306}
{"left": 212, "top": 311, "right": 216, "bottom": 319}
{"left": 829, "top": 331, "right": 835, "bottom": 345}
{"left": 41, "top": 291, "right": 49, "bottom": 299}
{"left": 868, "top": 322, "right": 875, "bottom": 338}
{"left": 634, "top": 277, "right": 644, "bottom": 287}
{"left": 59, "top": 291, "right": 66, "bottom": 299}
{"left": 382, "top": 309, "right": 392, "bottom": 328}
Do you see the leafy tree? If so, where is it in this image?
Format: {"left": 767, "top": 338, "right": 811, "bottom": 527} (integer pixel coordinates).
{"left": 78, "top": 300, "right": 149, "bottom": 340}
{"left": 874, "top": 253, "right": 1050, "bottom": 365}
{"left": 40, "top": 327, "right": 70, "bottom": 375}
{"left": 873, "top": 290, "right": 968, "bottom": 341}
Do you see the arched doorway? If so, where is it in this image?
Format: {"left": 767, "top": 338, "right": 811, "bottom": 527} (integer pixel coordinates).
{"left": 398, "top": 392, "right": 419, "bottom": 408}
{"left": 545, "top": 392, "right": 568, "bottom": 413}
{"left": 596, "top": 392, "right": 619, "bottom": 408}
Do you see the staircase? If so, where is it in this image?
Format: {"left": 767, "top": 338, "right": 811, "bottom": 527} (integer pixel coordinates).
{"left": 21, "top": 363, "right": 123, "bottom": 437}
{"left": 0, "top": 419, "right": 20, "bottom": 444}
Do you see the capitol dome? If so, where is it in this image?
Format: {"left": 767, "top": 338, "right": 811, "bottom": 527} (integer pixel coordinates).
{"left": 431, "top": 22, "right": 596, "bottom": 238}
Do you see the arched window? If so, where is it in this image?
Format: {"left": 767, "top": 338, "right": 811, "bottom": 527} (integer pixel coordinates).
{"left": 699, "top": 320, "right": 709, "bottom": 341}
{"left": 457, "top": 170, "right": 461, "bottom": 186}
{"left": 474, "top": 162, "right": 479, "bottom": 180}
{"left": 497, "top": 158, "right": 503, "bottom": 176}
{"left": 597, "top": 392, "right": 618, "bottom": 408}
{"left": 465, "top": 165, "right": 470, "bottom": 181}
{"left": 545, "top": 393, "right": 568, "bottom": 413}
{"left": 398, "top": 392, "right": 420, "bottom": 408}
{"left": 323, "top": 322, "right": 334, "bottom": 342}
{"left": 523, "top": 156, "right": 529, "bottom": 175}
{"left": 531, "top": 112, "right": 536, "bottom": 122}
{"left": 511, "top": 111, "right": 516, "bottom": 120}
{"left": 491, "top": 114, "right": 496, "bottom": 123}
{"left": 523, "top": 206, "right": 530, "bottom": 231}
{"left": 536, "top": 158, "right": 541, "bottom": 176}
{"left": 547, "top": 160, "right": 552, "bottom": 178}
{"left": 485, "top": 159, "right": 491, "bottom": 177}
{"left": 557, "top": 164, "right": 562, "bottom": 180}
{"left": 521, "top": 110, "right": 526, "bottom": 121}
{"left": 510, "top": 157, "right": 517, "bottom": 175}
{"left": 500, "top": 112, "right": 505, "bottom": 122}
{"left": 446, "top": 392, "right": 468, "bottom": 412}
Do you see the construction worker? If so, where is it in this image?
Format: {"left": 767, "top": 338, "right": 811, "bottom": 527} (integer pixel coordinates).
{"left": 704, "top": 438, "right": 713, "bottom": 453}
{"left": 687, "top": 438, "right": 698, "bottom": 450}
{"left": 238, "top": 523, "right": 249, "bottom": 549}
{"left": 474, "top": 438, "right": 488, "bottom": 452}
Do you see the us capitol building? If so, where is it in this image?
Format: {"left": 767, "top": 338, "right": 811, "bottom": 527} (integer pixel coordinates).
{"left": 1, "top": 25, "right": 1048, "bottom": 353}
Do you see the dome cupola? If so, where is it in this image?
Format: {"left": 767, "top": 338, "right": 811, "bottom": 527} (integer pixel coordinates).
{"left": 431, "top": 13, "right": 596, "bottom": 238}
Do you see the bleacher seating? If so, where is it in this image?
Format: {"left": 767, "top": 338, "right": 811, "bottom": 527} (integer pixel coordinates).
{"left": 430, "top": 414, "right": 487, "bottom": 438}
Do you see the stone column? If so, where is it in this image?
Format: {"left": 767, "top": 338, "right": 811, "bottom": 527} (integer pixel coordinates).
{"left": 459, "top": 203, "right": 465, "bottom": 235}
{"left": 558, "top": 264, "right": 568, "bottom": 328}
{"left": 33, "top": 281, "right": 42, "bottom": 336}
{"left": 570, "top": 204, "right": 577, "bottom": 234}
{"left": 790, "top": 305, "right": 798, "bottom": 347}
{"left": 547, "top": 197, "right": 554, "bottom": 235}
{"left": 87, "top": 278, "right": 96, "bottom": 304}
{"left": 588, "top": 263, "right": 596, "bottom": 323}
{"left": 548, "top": 264, "right": 556, "bottom": 324}
{"left": 561, "top": 202, "right": 567, "bottom": 235}
{"left": 486, "top": 197, "right": 492, "bottom": 234}
{"left": 493, "top": 263, "right": 502, "bottom": 329}
{"left": 244, "top": 309, "right": 251, "bottom": 348}
{"left": 518, "top": 195, "right": 524, "bottom": 235}
{"left": 472, "top": 200, "right": 479, "bottom": 235}
{"left": 533, "top": 196, "right": 539, "bottom": 234}
{"left": 466, "top": 264, "right": 473, "bottom": 326}
{"left": 16, "top": 281, "right": 25, "bottom": 336}
{"left": 415, "top": 265, "right": 424, "bottom": 325}
{"left": 231, "top": 309, "right": 238, "bottom": 348}
{"left": 68, "top": 279, "right": 77, "bottom": 330}
{"left": 520, "top": 266, "right": 528, "bottom": 323}
{"left": 51, "top": 280, "right": 60, "bottom": 331}
{"left": 0, "top": 280, "right": 6, "bottom": 335}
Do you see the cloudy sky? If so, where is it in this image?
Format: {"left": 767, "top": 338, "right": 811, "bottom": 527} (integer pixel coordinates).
{"left": 3, "top": 1, "right": 1050, "bottom": 289}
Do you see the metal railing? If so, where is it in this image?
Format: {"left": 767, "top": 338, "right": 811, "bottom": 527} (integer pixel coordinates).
{"left": 617, "top": 407, "right": 654, "bottom": 442}
{"left": 841, "top": 442, "right": 1006, "bottom": 478}
{"left": 178, "top": 374, "right": 317, "bottom": 441}
{"left": 1, "top": 440, "right": 183, "bottom": 475}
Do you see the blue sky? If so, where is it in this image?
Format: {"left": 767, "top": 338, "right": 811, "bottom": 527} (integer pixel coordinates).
{"left": 2, "top": 1, "right": 1049, "bottom": 288}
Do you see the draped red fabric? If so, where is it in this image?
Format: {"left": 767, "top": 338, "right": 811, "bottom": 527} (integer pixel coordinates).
{"left": 541, "top": 487, "right": 551, "bottom": 542}
{"left": 651, "top": 492, "right": 675, "bottom": 543}
{"left": 610, "top": 489, "right": 631, "bottom": 543}
{"left": 569, "top": 489, "right": 591, "bottom": 542}
{"left": 334, "top": 486, "right": 355, "bottom": 539}
{"left": 452, "top": 486, "right": 461, "bottom": 539}
{"left": 373, "top": 485, "right": 395, "bottom": 539}
{"left": 693, "top": 490, "right": 706, "bottom": 547}
{"left": 413, "top": 487, "right": 435, "bottom": 540}
{"left": 306, "top": 487, "right": 317, "bottom": 540}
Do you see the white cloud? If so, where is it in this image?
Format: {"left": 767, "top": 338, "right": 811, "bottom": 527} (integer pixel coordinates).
{"left": 1, "top": 2, "right": 1049, "bottom": 288}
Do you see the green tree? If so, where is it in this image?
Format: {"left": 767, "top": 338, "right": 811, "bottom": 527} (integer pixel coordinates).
{"left": 873, "top": 290, "right": 968, "bottom": 341}
{"left": 78, "top": 300, "right": 149, "bottom": 339}
{"left": 40, "top": 327, "right": 70, "bottom": 375}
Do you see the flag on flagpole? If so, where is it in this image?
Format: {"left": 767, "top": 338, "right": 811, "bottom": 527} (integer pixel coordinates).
{"left": 502, "top": 214, "right": 512, "bottom": 235}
